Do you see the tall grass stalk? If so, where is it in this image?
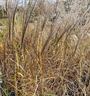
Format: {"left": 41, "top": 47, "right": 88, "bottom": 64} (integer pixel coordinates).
{"left": 0, "top": 0, "right": 90, "bottom": 96}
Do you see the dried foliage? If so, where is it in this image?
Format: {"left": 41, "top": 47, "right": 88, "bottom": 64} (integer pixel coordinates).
{"left": 0, "top": 0, "right": 90, "bottom": 96}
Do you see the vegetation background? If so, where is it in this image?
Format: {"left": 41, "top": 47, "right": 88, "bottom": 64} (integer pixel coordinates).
{"left": 0, "top": 0, "right": 90, "bottom": 96}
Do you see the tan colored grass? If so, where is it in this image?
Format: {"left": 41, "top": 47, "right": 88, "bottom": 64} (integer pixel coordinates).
{"left": 0, "top": 0, "right": 90, "bottom": 96}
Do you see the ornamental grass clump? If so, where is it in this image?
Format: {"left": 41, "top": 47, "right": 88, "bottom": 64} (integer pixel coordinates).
{"left": 0, "top": 0, "right": 90, "bottom": 96}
